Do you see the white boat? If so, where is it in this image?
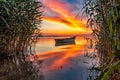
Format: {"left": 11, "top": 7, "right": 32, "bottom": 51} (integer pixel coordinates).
{"left": 55, "top": 36, "right": 76, "bottom": 46}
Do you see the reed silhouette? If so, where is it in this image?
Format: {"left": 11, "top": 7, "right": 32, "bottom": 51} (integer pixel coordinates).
{"left": 0, "top": 0, "right": 42, "bottom": 59}
{"left": 84, "top": 0, "right": 120, "bottom": 80}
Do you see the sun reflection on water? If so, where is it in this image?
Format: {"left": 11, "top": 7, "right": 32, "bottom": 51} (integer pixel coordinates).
{"left": 29, "top": 37, "right": 99, "bottom": 71}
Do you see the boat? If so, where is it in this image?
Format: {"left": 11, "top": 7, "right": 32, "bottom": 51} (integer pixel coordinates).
{"left": 55, "top": 36, "right": 76, "bottom": 46}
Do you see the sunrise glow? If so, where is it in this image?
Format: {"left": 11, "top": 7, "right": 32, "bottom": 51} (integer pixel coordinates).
{"left": 40, "top": 0, "right": 91, "bottom": 36}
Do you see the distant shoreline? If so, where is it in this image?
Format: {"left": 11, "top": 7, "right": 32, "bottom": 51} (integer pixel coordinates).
{"left": 32, "top": 34, "right": 92, "bottom": 38}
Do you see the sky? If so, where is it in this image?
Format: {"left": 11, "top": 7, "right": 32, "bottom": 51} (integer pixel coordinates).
{"left": 40, "top": 0, "right": 91, "bottom": 37}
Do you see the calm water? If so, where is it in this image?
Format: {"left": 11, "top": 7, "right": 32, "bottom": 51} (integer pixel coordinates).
{"left": 0, "top": 37, "right": 99, "bottom": 80}
{"left": 29, "top": 37, "right": 100, "bottom": 80}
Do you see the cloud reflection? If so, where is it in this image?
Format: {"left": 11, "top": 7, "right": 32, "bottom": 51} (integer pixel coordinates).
{"left": 29, "top": 37, "right": 95, "bottom": 71}
{"left": 28, "top": 37, "right": 99, "bottom": 80}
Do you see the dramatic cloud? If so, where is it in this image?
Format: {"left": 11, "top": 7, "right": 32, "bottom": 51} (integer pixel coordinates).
{"left": 41, "top": 0, "right": 87, "bottom": 28}
{"left": 37, "top": 0, "right": 91, "bottom": 36}
{"left": 42, "top": 0, "right": 74, "bottom": 18}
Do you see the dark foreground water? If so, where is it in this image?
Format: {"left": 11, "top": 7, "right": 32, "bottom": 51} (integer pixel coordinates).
{"left": 0, "top": 37, "right": 100, "bottom": 80}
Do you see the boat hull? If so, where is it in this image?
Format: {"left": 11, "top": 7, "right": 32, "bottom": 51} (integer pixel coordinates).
{"left": 55, "top": 37, "right": 75, "bottom": 46}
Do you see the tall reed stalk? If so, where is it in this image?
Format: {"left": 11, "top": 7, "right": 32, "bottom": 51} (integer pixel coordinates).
{"left": 84, "top": 0, "right": 120, "bottom": 79}
{"left": 0, "top": 0, "right": 42, "bottom": 58}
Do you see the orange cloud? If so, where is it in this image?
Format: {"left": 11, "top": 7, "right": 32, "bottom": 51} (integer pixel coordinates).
{"left": 42, "top": 19, "right": 91, "bottom": 37}
{"left": 43, "top": 17, "right": 86, "bottom": 29}
{"left": 41, "top": 0, "right": 88, "bottom": 29}
{"left": 42, "top": 0, "right": 74, "bottom": 18}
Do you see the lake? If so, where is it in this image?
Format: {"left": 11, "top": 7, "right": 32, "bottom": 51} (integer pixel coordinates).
{"left": 0, "top": 37, "right": 100, "bottom": 80}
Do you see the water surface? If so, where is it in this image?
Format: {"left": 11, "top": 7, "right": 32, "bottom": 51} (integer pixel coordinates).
{"left": 29, "top": 37, "right": 99, "bottom": 80}
{"left": 0, "top": 37, "right": 99, "bottom": 80}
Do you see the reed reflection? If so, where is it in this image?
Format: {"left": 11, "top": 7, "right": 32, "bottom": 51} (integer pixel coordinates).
{"left": 0, "top": 57, "right": 39, "bottom": 80}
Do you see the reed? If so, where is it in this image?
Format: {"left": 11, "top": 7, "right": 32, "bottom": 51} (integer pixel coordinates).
{"left": 0, "top": 0, "right": 42, "bottom": 58}
{"left": 84, "top": 0, "right": 120, "bottom": 79}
